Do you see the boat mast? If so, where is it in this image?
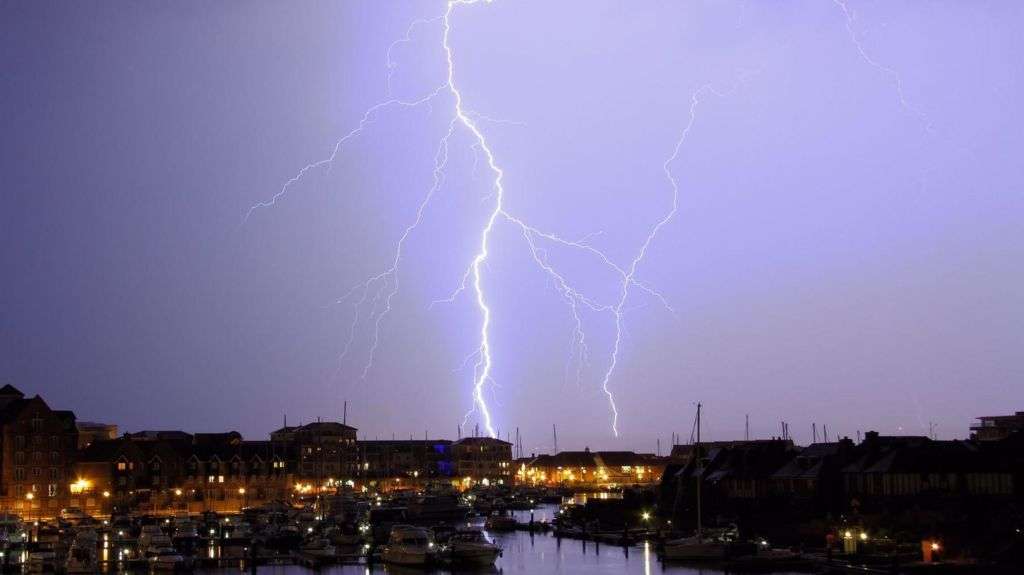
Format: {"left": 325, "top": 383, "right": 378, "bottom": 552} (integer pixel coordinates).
{"left": 696, "top": 402, "right": 702, "bottom": 538}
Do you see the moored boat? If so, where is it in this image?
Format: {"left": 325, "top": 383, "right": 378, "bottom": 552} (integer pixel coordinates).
{"left": 442, "top": 528, "right": 501, "bottom": 567}
{"left": 148, "top": 546, "right": 189, "bottom": 571}
{"left": 663, "top": 534, "right": 728, "bottom": 559}
{"left": 381, "top": 525, "right": 436, "bottom": 566}
{"left": 484, "top": 512, "right": 518, "bottom": 531}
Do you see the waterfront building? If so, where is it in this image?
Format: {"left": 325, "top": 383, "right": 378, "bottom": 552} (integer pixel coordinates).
{"left": 971, "top": 411, "right": 1024, "bottom": 441}
{"left": 516, "top": 448, "right": 665, "bottom": 487}
{"left": 451, "top": 437, "right": 513, "bottom": 486}
{"left": 76, "top": 435, "right": 185, "bottom": 516}
{"left": 669, "top": 439, "right": 791, "bottom": 464}
{"left": 841, "top": 431, "right": 1016, "bottom": 502}
{"left": 0, "top": 384, "right": 78, "bottom": 517}
{"left": 75, "top": 421, "right": 118, "bottom": 449}
{"left": 357, "top": 439, "right": 453, "bottom": 481}
{"left": 770, "top": 438, "right": 857, "bottom": 515}
{"left": 76, "top": 432, "right": 295, "bottom": 515}
{"left": 271, "top": 420, "right": 358, "bottom": 482}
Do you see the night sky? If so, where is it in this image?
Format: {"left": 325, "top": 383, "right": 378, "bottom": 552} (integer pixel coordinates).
{"left": 2, "top": 1, "right": 1022, "bottom": 453}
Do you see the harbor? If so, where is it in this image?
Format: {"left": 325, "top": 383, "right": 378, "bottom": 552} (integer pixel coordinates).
{"left": 0, "top": 497, "right": 823, "bottom": 574}
{"left": 0, "top": 486, "right": 993, "bottom": 574}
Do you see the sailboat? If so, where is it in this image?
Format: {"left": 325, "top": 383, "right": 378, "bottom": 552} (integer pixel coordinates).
{"left": 663, "top": 403, "right": 728, "bottom": 560}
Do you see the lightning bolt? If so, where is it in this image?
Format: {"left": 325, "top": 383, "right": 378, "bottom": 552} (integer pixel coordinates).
{"left": 833, "top": 0, "right": 932, "bottom": 131}
{"left": 248, "top": 0, "right": 734, "bottom": 439}
{"left": 834, "top": 0, "right": 936, "bottom": 436}
{"left": 595, "top": 84, "right": 732, "bottom": 437}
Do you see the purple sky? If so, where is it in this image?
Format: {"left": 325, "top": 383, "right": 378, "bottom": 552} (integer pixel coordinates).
{"left": 2, "top": 1, "right": 1022, "bottom": 453}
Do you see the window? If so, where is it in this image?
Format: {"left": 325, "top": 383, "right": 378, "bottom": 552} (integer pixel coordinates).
{"left": 208, "top": 476, "right": 215, "bottom": 484}
{"left": 14, "top": 468, "right": 25, "bottom": 481}
{"left": 31, "top": 418, "right": 43, "bottom": 432}
{"left": 50, "top": 452, "right": 60, "bottom": 464}
{"left": 47, "top": 484, "right": 57, "bottom": 497}
{"left": 32, "top": 467, "right": 41, "bottom": 478}
{"left": 15, "top": 436, "right": 25, "bottom": 449}
{"left": 49, "top": 468, "right": 58, "bottom": 481}
{"left": 217, "top": 475, "right": 224, "bottom": 483}
{"left": 15, "top": 452, "right": 25, "bottom": 465}
{"left": 117, "top": 462, "right": 127, "bottom": 471}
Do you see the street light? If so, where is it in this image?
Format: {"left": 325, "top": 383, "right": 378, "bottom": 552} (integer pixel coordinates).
{"left": 24, "top": 493, "right": 34, "bottom": 531}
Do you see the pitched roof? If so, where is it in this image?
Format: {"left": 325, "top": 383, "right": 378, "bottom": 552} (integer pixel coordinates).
{"left": 595, "top": 451, "right": 654, "bottom": 467}
{"left": 0, "top": 384, "right": 24, "bottom": 396}
{"left": 294, "top": 421, "right": 357, "bottom": 434}
{"left": 126, "top": 430, "right": 194, "bottom": 442}
{"left": 452, "top": 437, "right": 512, "bottom": 447}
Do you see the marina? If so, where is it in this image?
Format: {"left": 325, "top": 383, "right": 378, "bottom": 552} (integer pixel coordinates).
{"left": 0, "top": 495, "right": 824, "bottom": 574}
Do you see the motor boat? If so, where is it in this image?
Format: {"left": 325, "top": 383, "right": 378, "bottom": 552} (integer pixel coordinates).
{"left": 226, "top": 520, "right": 253, "bottom": 541}
{"left": 148, "top": 546, "right": 189, "bottom": 571}
{"left": 381, "top": 525, "right": 436, "bottom": 566}
{"left": 442, "top": 529, "right": 501, "bottom": 567}
{"left": 484, "top": 512, "right": 518, "bottom": 531}
{"left": 27, "top": 548, "right": 58, "bottom": 573}
{"left": 65, "top": 529, "right": 99, "bottom": 574}
{"left": 408, "top": 494, "right": 470, "bottom": 523}
{"left": 172, "top": 517, "right": 199, "bottom": 541}
{"left": 300, "top": 536, "right": 337, "bottom": 558}
{"left": 663, "top": 534, "right": 728, "bottom": 559}
{"left": 0, "top": 513, "right": 27, "bottom": 546}
{"left": 139, "top": 524, "right": 172, "bottom": 548}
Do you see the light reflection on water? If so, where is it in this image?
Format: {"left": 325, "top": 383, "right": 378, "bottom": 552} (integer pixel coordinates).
{"left": 198, "top": 505, "right": 801, "bottom": 575}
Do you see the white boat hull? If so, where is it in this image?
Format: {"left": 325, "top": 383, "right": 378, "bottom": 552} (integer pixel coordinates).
{"left": 382, "top": 548, "right": 433, "bottom": 566}
{"left": 449, "top": 546, "right": 500, "bottom": 566}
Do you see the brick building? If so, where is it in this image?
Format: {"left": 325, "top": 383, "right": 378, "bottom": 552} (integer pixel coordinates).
{"left": 516, "top": 448, "right": 665, "bottom": 487}
{"left": 357, "top": 440, "right": 453, "bottom": 480}
{"left": 451, "top": 437, "right": 513, "bottom": 486}
{"left": 0, "top": 385, "right": 79, "bottom": 518}
{"left": 271, "top": 421, "right": 358, "bottom": 482}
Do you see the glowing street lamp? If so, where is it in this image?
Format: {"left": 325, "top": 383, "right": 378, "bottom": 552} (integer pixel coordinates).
{"left": 25, "top": 493, "right": 34, "bottom": 525}
{"left": 70, "top": 478, "right": 91, "bottom": 494}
